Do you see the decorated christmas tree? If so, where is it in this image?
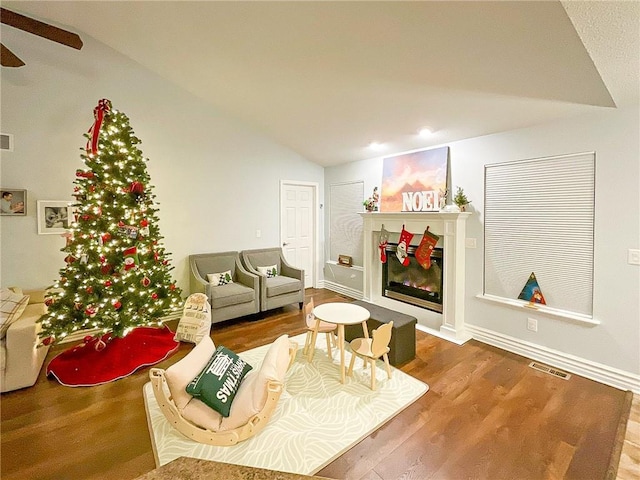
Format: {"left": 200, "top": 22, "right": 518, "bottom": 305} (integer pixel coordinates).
{"left": 39, "top": 99, "right": 183, "bottom": 345}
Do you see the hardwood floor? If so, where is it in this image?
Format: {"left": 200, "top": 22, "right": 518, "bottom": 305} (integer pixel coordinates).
{"left": 0, "top": 289, "right": 633, "bottom": 480}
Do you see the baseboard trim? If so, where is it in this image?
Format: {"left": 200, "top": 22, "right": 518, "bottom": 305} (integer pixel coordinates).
{"left": 322, "top": 281, "right": 363, "bottom": 301}
{"left": 466, "top": 324, "right": 640, "bottom": 394}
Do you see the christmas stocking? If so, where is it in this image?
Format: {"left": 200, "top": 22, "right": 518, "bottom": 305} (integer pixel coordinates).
{"left": 396, "top": 225, "right": 414, "bottom": 267}
{"left": 379, "top": 224, "right": 390, "bottom": 263}
{"left": 415, "top": 226, "right": 440, "bottom": 269}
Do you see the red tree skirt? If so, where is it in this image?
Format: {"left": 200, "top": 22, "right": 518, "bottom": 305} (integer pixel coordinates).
{"left": 47, "top": 325, "right": 179, "bottom": 387}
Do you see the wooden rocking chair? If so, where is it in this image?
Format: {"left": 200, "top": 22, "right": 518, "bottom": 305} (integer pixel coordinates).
{"left": 149, "top": 335, "right": 297, "bottom": 446}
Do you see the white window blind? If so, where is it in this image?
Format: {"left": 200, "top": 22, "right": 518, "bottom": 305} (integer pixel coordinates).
{"left": 330, "top": 181, "right": 364, "bottom": 266}
{"left": 484, "top": 152, "right": 595, "bottom": 316}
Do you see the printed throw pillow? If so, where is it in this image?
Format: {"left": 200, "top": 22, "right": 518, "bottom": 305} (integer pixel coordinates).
{"left": 186, "top": 345, "right": 253, "bottom": 417}
{"left": 257, "top": 264, "right": 278, "bottom": 278}
{"left": 0, "top": 288, "right": 30, "bottom": 339}
{"left": 206, "top": 270, "right": 234, "bottom": 286}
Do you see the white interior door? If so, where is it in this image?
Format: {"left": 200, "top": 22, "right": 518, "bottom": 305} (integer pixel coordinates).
{"left": 280, "top": 181, "right": 316, "bottom": 288}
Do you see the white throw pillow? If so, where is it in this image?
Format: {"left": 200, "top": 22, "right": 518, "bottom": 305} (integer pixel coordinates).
{"left": 164, "top": 335, "right": 216, "bottom": 411}
{"left": 0, "top": 288, "right": 30, "bottom": 339}
{"left": 174, "top": 293, "right": 212, "bottom": 344}
{"left": 206, "top": 270, "right": 234, "bottom": 286}
{"left": 257, "top": 264, "right": 278, "bottom": 278}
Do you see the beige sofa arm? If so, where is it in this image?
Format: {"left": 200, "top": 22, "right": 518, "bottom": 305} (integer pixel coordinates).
{"left": 2, "top": 303, "right": 49, "bottom": 392}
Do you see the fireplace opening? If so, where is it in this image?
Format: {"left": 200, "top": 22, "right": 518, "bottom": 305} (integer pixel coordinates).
{"left": 382, "top": 243, "right": 443, "bottom": 313}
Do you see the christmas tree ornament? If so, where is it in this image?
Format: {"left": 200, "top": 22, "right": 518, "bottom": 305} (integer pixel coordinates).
{"left": 80, "top": 254, "right": 88, "bottom": 264}
{"left": 151, "top": 292, "right": 159, "bottom": 300}
{"left": 61, "top": 231, "right": 73, "bottom": 246}
{"left": 122, "top": 246, "right": 139, "bottom": 271}
{"left": 76, "top": 169, "right": 95, "bottom": 179}
{"left": 86, "top": 98, "right": 111, "bottom": 155}
{"left": 86, "top": 286, "right": 93, "bottom": 294}
{"left": 379, "top": 224, "right": 390, "bottom": 263}
{"left": 141, "top": 276, "right": 151, "bottom": 287}
{"left": 113, "top": 300, "right": 122, "bottom": 310}
{"left": 415, "top": 226, "right": 440, "bottom": 270}
{"left": 65, "top": 254, "right": 76, "bottom": 264}
{"left": 104, "top": 280, "right": 113, "bottom": 288}
{"left": 139, "top": 219, "right": 150, "bottom": 236}
{"left": 129, "top": 181, "right": 145, "bottom": 196}
{"left": 396, "top": 225, "right": 414, "bottom": 267}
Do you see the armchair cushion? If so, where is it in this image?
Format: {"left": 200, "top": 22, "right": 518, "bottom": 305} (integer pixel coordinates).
{"left": 266, "top": 276, "right": 302, "bottom": 297}
{"left": 209, "top": 283, "right": 256, "bottom": 308}
{"left": 0, "top": 289, "right": 30, "bottom": 339}
{"left": 207, "top": 271, "right": 234, "bottom": 286}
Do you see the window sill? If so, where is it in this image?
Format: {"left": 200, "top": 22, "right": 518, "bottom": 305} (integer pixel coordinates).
{"left": 326, "top": 260, "right": 363, "bottom": 271}
{"left": 475, "top": 294, "right": 600, "bottom": 326}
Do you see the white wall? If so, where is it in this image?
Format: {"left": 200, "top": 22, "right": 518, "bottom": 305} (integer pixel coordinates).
{"left": 0, "top": 35, "right": 324, "bottom": 294}
{"left": 324, "top": 105, "right": 640, "bottom": 381}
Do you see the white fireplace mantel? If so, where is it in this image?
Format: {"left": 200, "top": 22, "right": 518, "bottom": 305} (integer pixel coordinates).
{"left": 361, "top": 211, "right": 472, "bottom": 344}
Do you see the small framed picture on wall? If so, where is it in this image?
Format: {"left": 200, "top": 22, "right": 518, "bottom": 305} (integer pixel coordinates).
{"left": 1, "top": 189, "right": 27, "bottom": 216}
{"left": 37, "top": 200, "right": 72, "bottom": 234}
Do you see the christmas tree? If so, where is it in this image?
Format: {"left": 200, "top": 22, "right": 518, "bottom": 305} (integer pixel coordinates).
{"left": 39, "top": 99, "right": 183, "bottom": 345}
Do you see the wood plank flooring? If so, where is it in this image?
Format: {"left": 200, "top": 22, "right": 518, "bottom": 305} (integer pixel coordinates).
{"left": 0, "top": 289, "right": 633, "bottom": 480}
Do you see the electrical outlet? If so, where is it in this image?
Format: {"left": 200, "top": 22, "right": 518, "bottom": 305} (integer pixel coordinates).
{"left": 628, "top": 249, "right": 640, "bottom": 266}
{"left": 527, "top": 318, "right": 538, "bottom": 332}
{"left": 256, "top": 229, "right": 261, "bottom": 238}
{"left": 465, "top": 238, "right": 477, "bottom": 248}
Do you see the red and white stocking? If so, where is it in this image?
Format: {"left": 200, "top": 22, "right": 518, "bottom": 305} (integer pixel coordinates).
{"left": 396, "top": 225, "right": 414, "bottom": 267}
{"left": 415, "top": 226, "right": 440, "bottom": 269}
{"left": 379, "top": 224, "right": 390, "bottom": 263}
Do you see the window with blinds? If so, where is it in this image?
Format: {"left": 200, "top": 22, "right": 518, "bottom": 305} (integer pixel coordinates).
{"left": 484, "top": 152, "right": 595, "bottom": 317}
{"left": 329, "top": 181, "right": 364, "bottom": 266}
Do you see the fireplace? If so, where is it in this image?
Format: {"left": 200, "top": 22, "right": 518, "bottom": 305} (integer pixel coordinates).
{"left": 361, "top": 211, "right": 471, "bottom": 344}
{"left": 382, "top": 244, "right": 443, "bottom": 313}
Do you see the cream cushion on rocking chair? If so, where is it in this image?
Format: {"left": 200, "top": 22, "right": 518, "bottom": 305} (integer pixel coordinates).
{"left": 150, "top": 334, "right": 296, "bottom": 445}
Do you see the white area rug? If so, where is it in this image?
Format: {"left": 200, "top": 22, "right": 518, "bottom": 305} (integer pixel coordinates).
{"left": 143, "top": 333, "right": 428, "bottom": 475}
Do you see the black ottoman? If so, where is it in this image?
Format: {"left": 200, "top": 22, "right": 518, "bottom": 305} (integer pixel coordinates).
{"left": 344, "top": 300, "right": 417, "bottom": 366}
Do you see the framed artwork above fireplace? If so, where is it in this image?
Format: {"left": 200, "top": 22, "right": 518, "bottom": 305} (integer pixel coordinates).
{"left": 380, "top": 146, "right": 449, "bottom": 213}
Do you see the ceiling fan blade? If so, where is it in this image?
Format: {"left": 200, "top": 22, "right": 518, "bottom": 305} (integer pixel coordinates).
{"left": 1, "top": 8, "right": 83, "bottom": 50}
{"left": 1, "top": 43, "right": 25, "bottom": 67}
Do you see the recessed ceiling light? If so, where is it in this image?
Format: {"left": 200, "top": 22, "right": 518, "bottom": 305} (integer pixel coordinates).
{"left": 418, "top": 127, "right": 433, "bottom": 137}
{"left": 368, "top": 141, "right": 384, "bottom": 151}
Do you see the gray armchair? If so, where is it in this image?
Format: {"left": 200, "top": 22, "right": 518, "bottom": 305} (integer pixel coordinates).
{"left": 189, "top": 252, "right": 260, "bottom": 324}
{"left": 240, "top": 248, "right": 304, "bottom": 312}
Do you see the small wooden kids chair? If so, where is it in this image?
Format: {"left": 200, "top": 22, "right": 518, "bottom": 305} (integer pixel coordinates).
{"left": 303, "top": 298, "right": 337, "bottom": 361}
{"left": 347, "top": 321, "right": 393, "bottom": 390}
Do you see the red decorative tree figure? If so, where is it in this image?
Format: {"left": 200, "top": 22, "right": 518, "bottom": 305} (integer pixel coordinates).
{"left": 39, "top": 99, "right": 183, "bottom": 347}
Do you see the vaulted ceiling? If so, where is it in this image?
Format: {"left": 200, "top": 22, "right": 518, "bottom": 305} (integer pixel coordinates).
{"left": 2, "top": 1, "right": 639, "bottom": 166}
